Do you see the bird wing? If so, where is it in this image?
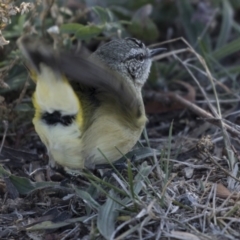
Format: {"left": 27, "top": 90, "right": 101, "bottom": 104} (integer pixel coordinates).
{"left": 17, "top": 36, "right": 144, "bottom": 127}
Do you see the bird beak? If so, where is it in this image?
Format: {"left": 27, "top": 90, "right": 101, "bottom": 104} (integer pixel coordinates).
{"left": 149, "top": 48, "right": 167, "bottom": 58}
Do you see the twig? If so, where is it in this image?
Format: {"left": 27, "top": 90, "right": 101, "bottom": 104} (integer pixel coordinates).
{"left": 199, "top": 151, "right": 240, "bottom": 183}
{"left": 41, "top": 0, "right": 55, "bottom": 36}
{"left": 169, "top": 93, "right": 240, "bottom": 139}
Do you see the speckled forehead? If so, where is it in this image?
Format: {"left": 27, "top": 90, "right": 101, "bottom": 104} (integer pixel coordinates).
{"left": 128, "top": 47, "right": 145, "bottom": 56}
{"left": 125, "top": 38, "right": 148, "bottom": 56}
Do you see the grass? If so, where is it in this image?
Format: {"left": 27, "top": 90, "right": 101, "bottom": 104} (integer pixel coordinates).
{"left": 1, "top": 0, "right": 240, "bottom": 239}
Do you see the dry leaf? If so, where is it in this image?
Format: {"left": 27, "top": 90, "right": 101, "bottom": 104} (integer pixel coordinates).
{"left": 216, "top": 183, "right": 239, "bottom": 200}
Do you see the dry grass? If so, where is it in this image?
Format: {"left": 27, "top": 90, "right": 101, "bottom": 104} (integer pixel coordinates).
{"left": 1, "top": 1, "right": 240, "bottom": 239}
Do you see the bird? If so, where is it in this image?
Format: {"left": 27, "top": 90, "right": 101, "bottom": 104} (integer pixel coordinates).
{"left": 17, "top": 36, "right": 164, "bottom": 171}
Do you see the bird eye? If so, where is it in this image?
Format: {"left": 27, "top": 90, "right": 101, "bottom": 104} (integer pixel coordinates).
{"left": 136, "top": 53, "right": 144, "bottom": 62}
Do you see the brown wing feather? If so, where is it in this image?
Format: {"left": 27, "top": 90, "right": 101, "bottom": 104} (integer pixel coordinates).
{"left": 17, "top": 36, "right": 142, "bottom": 122}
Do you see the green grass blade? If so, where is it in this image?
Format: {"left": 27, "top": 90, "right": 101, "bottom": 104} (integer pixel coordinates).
{"left": 216, "top": 0, "right": 233, "bottom": 49}
{"left": 212, "top": 37, "right": 240, "bottom": 60}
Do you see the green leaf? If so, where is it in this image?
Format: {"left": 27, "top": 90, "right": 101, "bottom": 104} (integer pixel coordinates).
{"left": 75, "top": 187, "right": 100, "bottom": 210}
{"left": 92, "top": 6, "right": 113, "bottom": 23}
{"left": 0, "top": 165, "right": 59, "bottom": 195}
{"left": 133, "top": 162, "right": 152, "bottom": 196}
{"left": 9, "top": 175, "right": 36, "bottom": 194}
{"left": 129, "top": 18, "right": 159, "bottom": 41}
{"left": 97, "top": 191, "right": 121, "bottom": 239}
{"left": 128, "top": 4, "right": 159, "bottom": 41}
{"left": 9, "top": 175, "right": 59, "bottom": 195}
{"left": 60, "top": 23, "right": 82, "bottom": 34}
{"left": 0, "top": 72, "right": 27, "bottom": 94}
{"left": 216, "top": 0, "right": 233, "bottom": 49}
{"left": 212, "top": 37, "right": 240, "bottom": 60}
{"left": 0, "top": 165, "right": 11, "bottom": 177}
{"left": 61, "top": 23, "right": 103, "bottom": 41}
{"left": 3, "top": 15, "right": 26, "bottom": 38}
{"left": 75, "top": 25, "right": 103, "bottom": 41}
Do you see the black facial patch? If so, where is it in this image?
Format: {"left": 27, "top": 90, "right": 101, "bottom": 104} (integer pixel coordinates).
{"left": 124, "top": 53, "right": 146, "bottom": 63}
{"left": 41, "top": 111, "right": 76, "bottom": 126}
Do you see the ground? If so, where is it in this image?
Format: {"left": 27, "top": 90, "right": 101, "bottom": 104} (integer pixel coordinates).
{"left": 1, "top": 1, "right": 240, "bottom": 239}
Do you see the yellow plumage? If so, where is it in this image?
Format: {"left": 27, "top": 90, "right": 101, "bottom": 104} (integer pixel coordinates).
{"left": 32, "top": 64, "right": 85, "bottom": 169}
{"left": 30, "top": 63, "right": 146, "bottom": 170}
{"left": 18, "top": 36, "right": 163, "bottom": 171}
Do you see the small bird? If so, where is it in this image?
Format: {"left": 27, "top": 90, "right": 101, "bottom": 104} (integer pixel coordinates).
{"left": 18, "top": 36, "right": 164, "bottom": 171}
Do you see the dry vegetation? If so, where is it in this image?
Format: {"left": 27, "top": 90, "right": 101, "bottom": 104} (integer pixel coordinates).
{"left": 1, "top": 0, "right": 240, "bottom": 239}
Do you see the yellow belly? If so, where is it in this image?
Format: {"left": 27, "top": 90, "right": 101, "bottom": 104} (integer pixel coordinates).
{"left": 33, "top": 107, "right": 146, "bottom": 169}
{"left": 32, "top": 65, "right": 147, "bottom": 170}
{"left": 81, "top": 106, "right": 147, "bottom": 169}
{"left": 33, "top": 117, "right": 85, "bottom": 169}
